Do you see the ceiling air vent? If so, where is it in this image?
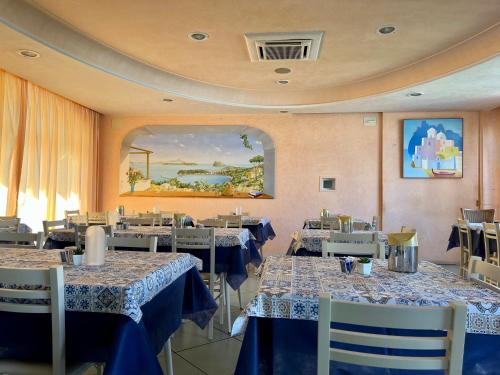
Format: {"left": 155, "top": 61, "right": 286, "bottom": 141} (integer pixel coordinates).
{"left": 245, "top": 32, "right": 324, "bottom": 62}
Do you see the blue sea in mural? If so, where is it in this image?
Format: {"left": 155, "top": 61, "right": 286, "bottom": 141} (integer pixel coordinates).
{"left": 130, "top": 162, "right": 251, "bottom": 184}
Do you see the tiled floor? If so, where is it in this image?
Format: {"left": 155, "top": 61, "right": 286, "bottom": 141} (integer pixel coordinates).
{"left": 86, "top": 263, "right": 460, "bottom": 375}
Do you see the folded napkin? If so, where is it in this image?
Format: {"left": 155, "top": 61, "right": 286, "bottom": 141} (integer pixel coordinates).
{"left": 387, "top": 232, "right": 418, "bottom": 246}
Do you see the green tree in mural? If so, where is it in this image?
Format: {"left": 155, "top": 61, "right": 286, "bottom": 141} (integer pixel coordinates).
{"left": 240, "top": 134, "right": 253, "bottom": 150}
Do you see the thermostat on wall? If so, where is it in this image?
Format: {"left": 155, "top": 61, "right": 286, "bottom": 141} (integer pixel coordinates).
{"left": 320, "top": 177, "right": 336, "bottom": 192}
{"left": 363, "top": 115, "right": 377, "bottom": 127}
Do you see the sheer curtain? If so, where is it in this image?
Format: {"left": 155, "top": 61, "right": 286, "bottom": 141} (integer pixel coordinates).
{"left": 0, "top": 70, "right": 99, "bottom": 230}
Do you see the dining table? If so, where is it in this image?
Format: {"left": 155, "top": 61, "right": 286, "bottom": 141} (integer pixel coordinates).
{"left": 46, "top": 226, "right": 262, "bottom": 290}
{"left": 287, "top": 229, "right": 387, "bottom": 258}
{"left": 233, "top": 255, "right": 500, "bottom": 375}
{"left": 0, "top": 247, "right": 217, "bottom": 375}
{"left": 303, "top": 217, "right": 373, "bottom": 231}
{"left": 208, "top": 215, "right": 276, "bottom": 250}
{"left": 447, "top": 223, "right": 498, "bottom": 259}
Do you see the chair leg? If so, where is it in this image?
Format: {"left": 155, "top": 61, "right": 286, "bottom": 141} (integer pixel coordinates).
{"left": 225, "top": 274, "right": 232, "bottom": 334}
{"left": 219, "top": 275, "right": 225, "bottom": 326}
{"left": 162, "top": 338, "right": 173, "bottom": 375}
{"left": 95, "top": 364, "right": 104, "bottom": 375}
{"left": 237, "top": 288, "right": 242, "bottom": 310}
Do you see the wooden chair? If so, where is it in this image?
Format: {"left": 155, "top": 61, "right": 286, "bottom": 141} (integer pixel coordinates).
{"left": 457, "top": 219, "right": 472, "bottom": 277}
{"left": 0, "top": 232, "right": 45, "bottom": 250}
{"left": 198, "top": 218, "right": 227, "bottom": 228}
{"left": 107, "top": 235, "right": 158, "bottom": 252}
{"left": 0, "top": 218, "right": 20, "bottom": 232}
{"left": 74, "top": 225, "right": 113, "bottom": 249}
{"left": 87, "top": 212, "right": 108, "bottom": 225}
{"left": 172, "top": 228, "right": 231, "bottom": 337}
{"left": 43, "top": 219, "right": 67, "bottom": 236}
{"left": 64, "top": 209, "right": 80, "bottom": 218}
{"left": 400, "top": 226, "right": 416, "bottom": 233}
{"left": 462, "top": 208, "right": 495, "bottom": 223}
{"left": 65, "top": 210, "right": 87, "bottom": 226}
{"left": 468, "top": 256, "right": 500, "bottom": 290}
{"left": 139, "top": 213, "right": 162, "bottom": 224}
{"left": 124, "top": 217, "right": 156, "bottom": 226}
{"left": 483, "top": 222, "right": 500, "bottom": 266}
{"left": 322, "top": 232, "right": 382, "bottom": 259}
{"left": 0, "top": 265, "right": 96, "bottom": 375}
{"left": 320, "top": 217, "right": 339, "bottom": 230}
{"left": 218, "top": 215, "right": 242, "bottom": 228}
{"left": 317, "top": 294, "right": 467, "bottom": 375}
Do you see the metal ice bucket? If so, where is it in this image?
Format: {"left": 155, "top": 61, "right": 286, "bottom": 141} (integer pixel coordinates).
{"left": 387, "top": 244, "right": 419, "bottom": 273}
{"left": 339, "top": 215, "right": 353, "bottom": 233}
{"left": 387, "top": 231, "right": 419, "bottom": 273}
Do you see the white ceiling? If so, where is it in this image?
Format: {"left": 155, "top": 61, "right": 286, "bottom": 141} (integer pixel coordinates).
{"left": 0, "top": 0, "right": 500, "bottom": 115}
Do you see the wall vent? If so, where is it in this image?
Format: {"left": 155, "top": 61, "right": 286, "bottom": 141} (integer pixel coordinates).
{"left": 245, "top": 32, "right": 323, "bottom": 62}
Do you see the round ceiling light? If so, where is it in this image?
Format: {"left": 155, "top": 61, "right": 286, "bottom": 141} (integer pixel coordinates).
{"left": 275, "top": 67, "right": 291, "bottom": 74}
{"left": 377, "top": 25, "right": 396, "bottom": 35}
{"left": 16, "top": 49, "right": 40, "bottom": 58}
{"left": 406, "top": 92, "right": 423, "bottom": 97}
{"left": 276, "top": 80, "right": 289, "bottom": 85}
{"left": 162, "top": 98, "right": 174, "bottom": 102}
{"left": 189, "top": 32, "right": 209, "bottom": 41}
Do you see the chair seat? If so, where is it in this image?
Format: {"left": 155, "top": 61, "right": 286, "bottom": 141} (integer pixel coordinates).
{"left": 0, "top": 359, "right": 97, "bottom": 375}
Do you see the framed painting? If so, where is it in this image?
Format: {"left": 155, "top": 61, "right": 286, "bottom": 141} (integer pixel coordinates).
{"left": 120, "top": 125, "right": 275, "bottom": 198}
{"left": 403, "top": 118, "right": 463, "bottom": 178}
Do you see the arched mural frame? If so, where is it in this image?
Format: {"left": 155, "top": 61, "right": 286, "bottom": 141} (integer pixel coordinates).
{"left": 120, "top": 125, "right": 275, "bottom": 198}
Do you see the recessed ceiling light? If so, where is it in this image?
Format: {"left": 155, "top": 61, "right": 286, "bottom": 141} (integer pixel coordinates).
{"left": 16, "top": 49, "right": 40, "bottom": 58}
{"left": 162, "top": 98, "right": 174, "bottom": 102}
{"left": 377, "top": 25, "right": 396, "bottom": 35}
{"left": 276, "top": 80, "right": 289, "bottom": 85}
{"left": 280, "top": 110, "right": 289, "bottom": 113}
{"left": 275, "top": 68, "right": 291, "bottom": 74}
{"left": 407, "top": 92, "right": 423, "bottom": 97}
{"left": 189, "top": 32, "right": 209, "bottom": 41}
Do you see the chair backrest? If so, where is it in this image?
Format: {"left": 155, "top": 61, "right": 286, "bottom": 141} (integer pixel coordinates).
{"left": 0, "top": 218, "right": 20, "bottom": 231}
{"left": 457, "top": 219, "right": 472, "bottom": 276}
{"left": 139, "top": 212, "right": 161, "bottom": 220}
{"left": 0, "top": 265, "right": 65, "bottom": 374}
{"left": 66, "top": 212, "right": 87, "bottom": 226}
{"left": 218, "top": 215, "right": 242, "bottom": 228}
{"left": 172, "top": 228, "right": 216, "bottom": 293}
{"left": 462, "top": 208, "right": 495, "bottom": 223}
{"left": 64, "top": 209, "right": 80, "bottom": 218}
{"left": 43, "top": 219, "right": 67, "bottom": 236}
{"left": 317, "top": 294, "right": 466, "bottom": 375}
{"left": 125, "top": 217, "right": 156, "bottom": 226}
{"left": 198, "top": 218, "right": 227, "bottom": 228}
{"left": 400, "top": 226, "right": 417, "bottom": 233}
{"left": 75, "top": 225, "right": 113, "bottom": 248}
{"left": 467, "top": 256, "right": 500, "bottom": 290}
{"left": 107, "top": 235, "right": 158, "bottom": 252}
{"left": 483, "top": 222, "right": 500, "bottom": 265}
{"left": 322, "top": 232, "right": 378, "bottom": 258}
{"left": 320, "top": 217, "right": 339, "bottom": 230}
{"left": 0, "top": 232, "right": 45, "bottom": 250}
{"left": 87, "top": 212, "right": 108, "bottom": 225}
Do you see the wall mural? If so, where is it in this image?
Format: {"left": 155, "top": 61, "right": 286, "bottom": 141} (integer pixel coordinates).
{"left": 120, "top": 125, "right": 274, "bottom": 198}
{"left": 403, "top": 118, "right": 463, "bottom": 178}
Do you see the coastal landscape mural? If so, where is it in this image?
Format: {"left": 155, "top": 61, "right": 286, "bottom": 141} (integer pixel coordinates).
{"left": 403, "top": 118, "right": 463, "bottom": 178}
{"left": 120, "top": 126, "right": 274, "bottom": 198}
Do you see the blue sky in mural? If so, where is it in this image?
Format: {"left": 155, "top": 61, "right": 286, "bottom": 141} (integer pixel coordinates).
{"left": 403, "top": 118, "right": 463, "bottom": 156}
{"left": 131, "top": 132, "right": 263, "bottom": 165}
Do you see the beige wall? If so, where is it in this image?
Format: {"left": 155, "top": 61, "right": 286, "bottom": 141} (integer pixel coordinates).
{"left": 98, "top": 111, "right": 492, "bottom": 263}
{"left": 99, "top": 114, "right": 381, "bottom": 256}
{"left": 480, "top": 109, "right": 500, "bottom": 212}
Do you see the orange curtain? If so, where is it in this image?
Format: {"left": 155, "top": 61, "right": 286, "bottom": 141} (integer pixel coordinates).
{"left": 0, "top": 69, "right": 99, "bottom": 230}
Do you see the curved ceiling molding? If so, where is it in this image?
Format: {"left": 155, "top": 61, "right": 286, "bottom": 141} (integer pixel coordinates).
{"left": 2, "top": 0, "right": 500, "bottom": 108}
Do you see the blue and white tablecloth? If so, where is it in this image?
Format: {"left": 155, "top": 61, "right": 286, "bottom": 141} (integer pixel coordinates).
{"left": 49, "top": 226, "right": 253, "bottom": 249}
{"left": 236, "top": 256, "right": 500, "bottom": 336}
{"left": 294, "top": 229, "right": 387, "bottom": 253}
{"left": 0, "top": 248, "right": 198, "bottom": 323}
